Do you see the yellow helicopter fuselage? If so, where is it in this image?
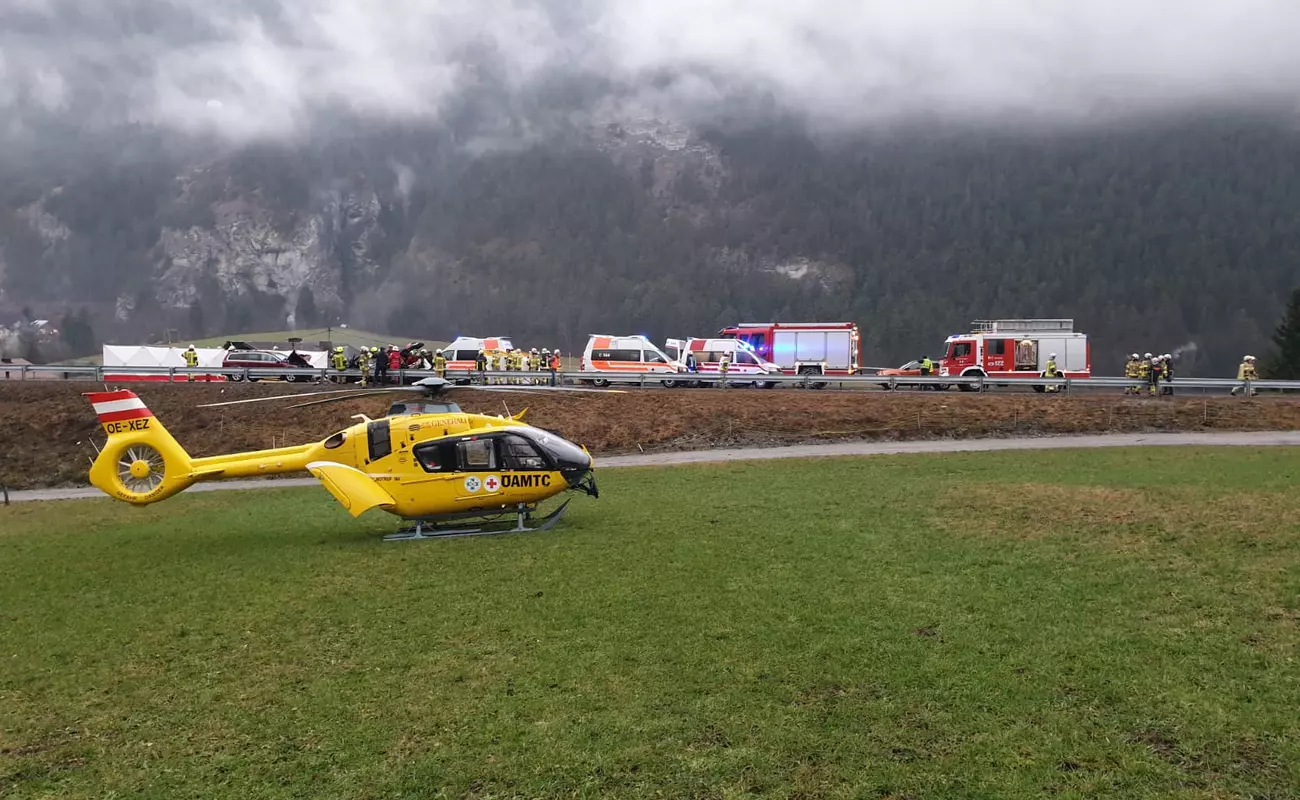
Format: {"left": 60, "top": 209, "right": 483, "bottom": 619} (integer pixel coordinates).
{"left": 85, "top": 390, "right": 596, "bottom": 521}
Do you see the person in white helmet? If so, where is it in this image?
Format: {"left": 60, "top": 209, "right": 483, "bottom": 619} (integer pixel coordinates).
{"left": 183, "top": 345, "right": 199, "bottom": 382}
{"left": 1044, "top": 351, "right": 1060, "bottom": 392}
{"left": 1161, "top": 353, "right": 1175, "bottom": 395}
{"left": 1124, "top": 353, "right": 1141, "bottom": 395}
{"left": 1231, "top": 355, "right": 1258, "bottom": 396}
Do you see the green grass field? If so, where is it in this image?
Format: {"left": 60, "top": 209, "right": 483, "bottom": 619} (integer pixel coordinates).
{"left": 2, "top": 449, "right": 1299, "bottom": 798}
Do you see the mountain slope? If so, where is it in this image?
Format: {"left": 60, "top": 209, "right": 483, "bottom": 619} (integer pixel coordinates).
{"left": 1, "top": 113, "right": 1297, "bottom": 374}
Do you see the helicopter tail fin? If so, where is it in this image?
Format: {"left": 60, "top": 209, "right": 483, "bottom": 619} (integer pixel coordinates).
{"left": 85, "top": 390, "right": 196, "bottom": 505}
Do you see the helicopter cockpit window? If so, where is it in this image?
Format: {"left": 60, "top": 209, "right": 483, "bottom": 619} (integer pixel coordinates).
{"left": 457, "top": 439, "right": 496, "bottom": 470}
{"left": 499, "top": 434, "right": 547, "bottom": 470}
{"left": 323, "top": 431, "right": 347, "bottom": 450}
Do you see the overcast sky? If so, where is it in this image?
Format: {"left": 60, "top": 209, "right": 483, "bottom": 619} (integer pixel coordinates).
{"left": 2, "top": 0, "right": 1298, "bottom": 142}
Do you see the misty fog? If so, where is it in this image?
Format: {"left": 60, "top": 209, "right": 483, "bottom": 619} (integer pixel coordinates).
{"left": 2, "top": 0, "right": 1299, "bottom": 142}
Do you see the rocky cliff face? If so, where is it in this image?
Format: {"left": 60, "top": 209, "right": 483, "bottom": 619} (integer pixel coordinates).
{"left": 151, "top": 169, "right": 386, "bottom": 326}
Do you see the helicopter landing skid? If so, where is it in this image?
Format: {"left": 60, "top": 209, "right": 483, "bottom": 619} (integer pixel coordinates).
{"left": 384, "top": 499, "right": 571, "bottom": 542}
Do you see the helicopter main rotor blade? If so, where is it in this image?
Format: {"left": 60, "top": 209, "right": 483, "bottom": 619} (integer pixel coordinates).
{"left": 286, "top": 388, "right": 426, "bottom": 409}
{"left": 196, "top": 386, "right": 422, "bottom": 409}
{"left": 450, "top": 385, "right": 625, "bottom": 394}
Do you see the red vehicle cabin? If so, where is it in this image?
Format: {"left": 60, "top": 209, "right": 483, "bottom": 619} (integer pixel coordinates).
{"left": 718, "top": 322, "right": 861, "bottom": 377}
{"left": 939, "top": 319, "right": 1090, "bottom": 391}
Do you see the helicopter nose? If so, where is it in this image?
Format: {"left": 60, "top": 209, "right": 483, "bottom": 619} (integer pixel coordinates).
{"left": 557, "top": 448, "right": 592, "bottom": 485}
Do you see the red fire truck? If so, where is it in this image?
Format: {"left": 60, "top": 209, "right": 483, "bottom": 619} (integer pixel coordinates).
{"left": 718, "top": 322, "right": 861, "bottom": 379}
{"left": 938, "top": 319, "right": 1091, "bottom": 391}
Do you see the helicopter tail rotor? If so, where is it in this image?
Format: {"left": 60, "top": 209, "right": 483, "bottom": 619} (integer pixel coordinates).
{"left": 85, "top": 390, "right": 196, "bottom": 504}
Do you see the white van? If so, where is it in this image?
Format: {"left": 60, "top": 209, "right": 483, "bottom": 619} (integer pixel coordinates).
{"left": 443, "top": 336, "right": 514, "bottom": 370}
{"left": 580, "top": 334, "right": 685, "bottom": 387}
{"left": 680, "top": 337, "right": 783, "bottom": 388}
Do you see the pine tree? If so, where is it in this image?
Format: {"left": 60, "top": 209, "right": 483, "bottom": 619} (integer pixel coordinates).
{"left": 187, "top": 303, "right": 206, "bottom": 338}
{"left": 1264, "top": 286, "right": 1300, "bottom": 379}
{"left": 59, "top": 307, "right": 96, "bottom": 356}
{"left": 296, "top": 286, "right": 319, "bottom": 328}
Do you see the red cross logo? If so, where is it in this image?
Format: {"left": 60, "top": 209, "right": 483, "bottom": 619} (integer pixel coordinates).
{"left": 484, "top": 476, "right": 500, "bottom": 492}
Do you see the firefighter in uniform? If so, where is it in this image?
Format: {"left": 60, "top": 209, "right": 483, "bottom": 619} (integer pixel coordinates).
{"left": 331, "top": 346, "right": 348, "bottom": 383}
{"left": 1148, "top": 354, "right": 1162, "bottom": 396}
{"left": 475, "top": 348, "right": 488, "bottom": 383}
{"left": 1161, "top": 353, "right": 1175, "bottom": 395}
{"left": 1124, "top": 353, "right": 1140, "bottom": 395}
{"left": 528, "top": 348, "right": 541, "bottom": 384}
{"left": 1044, "top": 352, "right": 1060, "bottom": 392}
{"left": 371, "top": 346, "right": 385, "bottom": 383}
{"left": 357, "top": 347, "right": 370, "bottom": 387}
{"left": 433, "top": 349, "right": 447, "bottom": 379}
{"left": 1138, "top": 353, "right": 1152, "bottom": 395}
{"left": 1231, "top": 355, "right": 1257, "bottom": 396}
{"left": 183, "top": 345, "right": 199, "bottom": 382}
{"left": 719, "top": 351, "right": 731, "bottom": 389}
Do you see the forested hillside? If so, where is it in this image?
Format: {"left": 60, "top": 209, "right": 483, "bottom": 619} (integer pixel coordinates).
{"left": 1, "top": 113, "right": 1297, "bottom": 375}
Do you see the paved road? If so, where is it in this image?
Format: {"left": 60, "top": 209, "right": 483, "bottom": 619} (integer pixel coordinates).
{"left": 7, "top": 430, "right": 1299, "bottom": 504}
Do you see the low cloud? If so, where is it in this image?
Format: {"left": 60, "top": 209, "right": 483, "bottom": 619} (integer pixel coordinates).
{"left": 2, "top": 0, "right": 1298, "bottom": 142}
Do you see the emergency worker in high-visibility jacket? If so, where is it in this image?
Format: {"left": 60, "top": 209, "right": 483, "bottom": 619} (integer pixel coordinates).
{"left": 433, "top": 349, "right": 447, "bottom": 379}
{"left": 1148, "top": 356, "right": 1162, "bottom": 395}
{"left": 183, "top": 345, "right": 199, "bottom": 382}
{"left": 331, "top": 346, "right": 347, "bottom": 383}
{"left": 718, "top": 352, "right": 731, "bottom": 389}
{"left": 1231, "top": 355, "right": 1257, "bottom": 396}
{"left": 1124, "top": 353, "right": 1140, "bottom": 395}
{"left": 358, "top": 348, "right": 371, "bottom": 387}
{"left": 1044, "top": 353, "right": 1060, "bottom": 393}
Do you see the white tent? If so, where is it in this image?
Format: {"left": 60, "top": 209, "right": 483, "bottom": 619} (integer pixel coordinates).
{"left": 103, "top": 344, "right": 227, "bottom": 381}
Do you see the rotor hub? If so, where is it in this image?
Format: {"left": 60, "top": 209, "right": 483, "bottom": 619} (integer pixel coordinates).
{"left": 129, "top": 460, "right": 152, "bottom": 479}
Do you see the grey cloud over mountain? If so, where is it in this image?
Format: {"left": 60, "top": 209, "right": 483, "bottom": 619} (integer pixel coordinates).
{"left": 2, "top": 0, "right": 1298, "bottom": 142}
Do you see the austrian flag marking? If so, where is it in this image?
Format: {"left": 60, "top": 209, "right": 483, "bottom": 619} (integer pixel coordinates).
{"left": 85, "top": 390, "right": 155, "bottom": 424}
{"left": 484, "top": 475, "right": 500, "bottom": 492}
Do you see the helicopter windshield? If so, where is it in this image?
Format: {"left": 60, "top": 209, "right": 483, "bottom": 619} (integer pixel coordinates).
{"left": 514, "top": 427, "right": 590, "bottom": 473}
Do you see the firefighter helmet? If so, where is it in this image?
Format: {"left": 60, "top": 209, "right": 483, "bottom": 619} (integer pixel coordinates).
{"left": 1144, "top": 352, "right": 1152, "bottom": 358}
{"left": 1049, "top": 353, "right": 1056, "bottom": 359}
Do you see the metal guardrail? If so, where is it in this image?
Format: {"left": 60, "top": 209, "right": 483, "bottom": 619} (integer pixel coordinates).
{"left": 4, "top": 363, "right": 1295, "bottom": 395}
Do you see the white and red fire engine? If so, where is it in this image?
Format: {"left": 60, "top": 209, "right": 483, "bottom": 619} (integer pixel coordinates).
{"left": 938, "top": 319, "right": 1090, "bottom": 390}
{"left": 718, "top": 322, "right": 861, "bottom": 377}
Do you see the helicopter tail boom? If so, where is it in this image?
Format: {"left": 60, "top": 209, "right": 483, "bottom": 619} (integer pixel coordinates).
{"left": 86, "top": 390, "right": 197, "bottom": 505}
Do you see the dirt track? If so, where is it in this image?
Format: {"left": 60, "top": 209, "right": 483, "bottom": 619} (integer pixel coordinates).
{"left": 3, "top": 381, "right": 1300, "bottom": 489}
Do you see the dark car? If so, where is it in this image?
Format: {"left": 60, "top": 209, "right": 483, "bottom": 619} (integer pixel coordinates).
{"left": 222, "top": 349, "right": 316, "bottom": 382}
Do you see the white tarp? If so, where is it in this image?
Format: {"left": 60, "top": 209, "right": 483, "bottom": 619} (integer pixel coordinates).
{"left": 103, "top": 345, "right": 227, "bottom": 368}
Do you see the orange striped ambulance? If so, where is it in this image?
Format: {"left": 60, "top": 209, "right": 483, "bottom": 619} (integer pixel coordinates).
{"left": 580, "top": 334, "right": 686, "bottom": 387}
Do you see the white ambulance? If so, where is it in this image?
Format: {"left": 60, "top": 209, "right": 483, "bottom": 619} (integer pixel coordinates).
{"left": 580, "top": 334, "right": 686, "bottom": 387}
{"left": 442, "top": 336, "right": 514, "bottom": 379}
{"left": 671, "top": 337, "right": 783, "bottom": 388}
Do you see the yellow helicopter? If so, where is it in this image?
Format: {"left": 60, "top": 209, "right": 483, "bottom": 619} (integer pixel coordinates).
{"left": 83, "top": 377, "right": 619, "bottom": 541}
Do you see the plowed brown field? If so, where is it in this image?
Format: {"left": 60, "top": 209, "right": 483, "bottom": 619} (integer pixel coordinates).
{"left": 3, "top": 382, "right": 1299, "bottom": 489}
